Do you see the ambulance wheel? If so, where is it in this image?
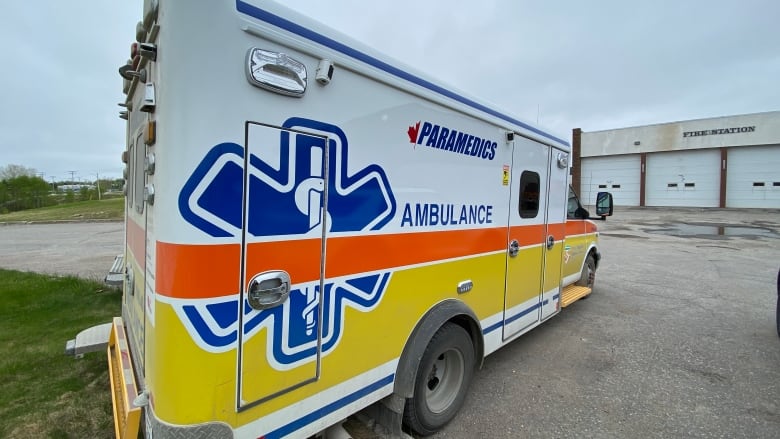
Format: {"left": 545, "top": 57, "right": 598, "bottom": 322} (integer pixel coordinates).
{"left": 404, "top": 323, "right": 475, "bottom": 436}
{"left": 576, "top": 254, "right": 596, "bottom": 291}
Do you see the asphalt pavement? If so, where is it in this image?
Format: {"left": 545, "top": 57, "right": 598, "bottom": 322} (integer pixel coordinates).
{"left": 431, "top": 207, "right": 780, "bottom": 439}
{"left": 0, "top": 221, "right": 123, "bottom": 280}
{"left": 1, "top": 208, "right": 779, "bottom": 438}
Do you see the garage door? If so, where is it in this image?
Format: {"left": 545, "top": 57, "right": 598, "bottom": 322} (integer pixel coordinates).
{"left": 580, "top": 155, "right": 640, "bottom": 206}
{"left": 645, "top": 149, "right": 720, "bottom": 207}
{"left": 726, "top": 145, "right": 780, "bottom": 208}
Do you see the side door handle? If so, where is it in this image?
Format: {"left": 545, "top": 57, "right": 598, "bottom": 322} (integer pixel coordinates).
{"left": 247, "top": 270, "right": 291, "bottom": 310}
{"left": 546, "top": 235, "right": 555, "bottom": 250}
{"left": 508, "top": 239, "right": 520, "bottom": 257}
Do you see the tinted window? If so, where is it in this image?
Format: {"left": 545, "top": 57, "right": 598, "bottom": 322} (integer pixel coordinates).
{"left": 567, "top": 187, "right": 580, "bottom": 219}
{"left": 127, "top": 142, "right": 134, "bottom": 208}
{"left": 519, "top": 171, "right": 540, "bottom": 218}
{"left": 134, "top": 132, "right": 145, "bottom": 213}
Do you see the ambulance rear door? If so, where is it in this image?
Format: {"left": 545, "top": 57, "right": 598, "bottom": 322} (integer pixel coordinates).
{"left": 238, "top": 121, "right": 329, "bottom": 409}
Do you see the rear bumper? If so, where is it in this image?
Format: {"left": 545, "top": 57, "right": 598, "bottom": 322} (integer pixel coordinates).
{"left": 107, "top": 317, "right": 141, "bottom": 439}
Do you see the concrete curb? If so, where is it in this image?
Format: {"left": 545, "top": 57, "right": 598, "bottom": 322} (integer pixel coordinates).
{"left": 0, "top": 219, "right": 123, "bottom": 226}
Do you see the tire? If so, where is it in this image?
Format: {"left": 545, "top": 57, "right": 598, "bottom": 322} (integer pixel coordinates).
{"left": 403, "top": 323, "right": 475, "bottom": 436}
{"left": 576, "top": 253, "right": 596, "bottom": 290}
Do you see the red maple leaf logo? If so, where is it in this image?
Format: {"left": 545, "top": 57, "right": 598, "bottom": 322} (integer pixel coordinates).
{"left": 407, "top": 121, "right": 420, "bottom": 144}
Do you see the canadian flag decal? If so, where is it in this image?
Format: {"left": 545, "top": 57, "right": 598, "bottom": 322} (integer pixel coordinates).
{"left": 407, "top": 121, "right": 420, "bottom": 143}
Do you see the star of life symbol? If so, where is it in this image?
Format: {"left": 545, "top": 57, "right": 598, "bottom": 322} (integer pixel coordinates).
{"left": 178, "top": 117, "right": 396, "bottom": 237}
{"left": 173, "top": 118, "right": 397, "bottom": 369}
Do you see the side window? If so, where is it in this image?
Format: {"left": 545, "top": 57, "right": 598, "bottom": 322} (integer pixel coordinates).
{"left": 567, "top": 187, "right": 579, "bottom": 219}
{"left": 133, "top": 132, "right": 145, "bottom": 212}
{"left": 127, "top": 142, "right": 134, "bottom": 208}
{"left": 518, "top": 171, "right": 540, "bottom": 218}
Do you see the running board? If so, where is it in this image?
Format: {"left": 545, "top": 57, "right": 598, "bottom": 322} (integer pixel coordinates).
{"left": 560, "top": 285, "right": 591, "bottom": 308}
{"left": 105, "top": 254, "right": 124, "bottom": 287}
{"left": 65, "top": 322, "right": 112, "bottom": 357}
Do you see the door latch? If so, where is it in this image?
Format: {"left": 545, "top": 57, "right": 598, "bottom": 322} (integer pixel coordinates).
{"left": 247, "top": 271, "right": 291, "bottom": 310}
{"left": 508, "top": 239, "right": 520, "bottom": 257}
{"left": 546, "top": 235, "right": 555, "bottom": 250}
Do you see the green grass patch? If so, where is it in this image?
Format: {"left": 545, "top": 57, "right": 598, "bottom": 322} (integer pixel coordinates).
{"left": 0, "top": 269, "right": 120, "bottom": 438}
{"left": 0, "top": 198, "right": 124, "bottom": 222}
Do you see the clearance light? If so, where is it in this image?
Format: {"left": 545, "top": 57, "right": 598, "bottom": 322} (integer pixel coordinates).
{"left": 144, "top": 121, "right": 156, "bottom": 146}
{"left": 245, "top": 48, "right": 307, "bottom": 97}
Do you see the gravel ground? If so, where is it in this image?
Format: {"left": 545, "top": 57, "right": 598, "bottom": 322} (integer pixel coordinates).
{"left": 431, "top": 207, "right": 780, "bottom": 439}
{"left": 0, "top": 221, "right": 123, "bottom": 281}
{"left": 1, "top": 208, "right": 779, "bottom": 438}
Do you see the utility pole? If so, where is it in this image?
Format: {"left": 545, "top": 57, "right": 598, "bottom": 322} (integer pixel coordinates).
{"left": 68, "top": 170, "right": 77, "bottom": 184}
{"left": 35, "top": 173, "right": 45, "bottom": 207}
{"left": 96, "top": 172, "right": 102, "bottom": 200}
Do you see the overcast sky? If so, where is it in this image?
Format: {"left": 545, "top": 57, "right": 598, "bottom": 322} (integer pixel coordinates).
{"left": 0, "top": 1, "right": 777, "bottom": 181}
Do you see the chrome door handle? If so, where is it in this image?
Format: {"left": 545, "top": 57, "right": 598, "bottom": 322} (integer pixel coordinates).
{"left": 247, "top": 270, "right": 291, "bottom": 310}
{"left": 546, "top": 235, "right": 555, "bottom": 250}
{"left": 508, "top": 239, "right": 520, "bottom": 257}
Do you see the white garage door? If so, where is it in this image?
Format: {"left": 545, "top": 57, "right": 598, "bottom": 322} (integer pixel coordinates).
{"left": 645, "top": 149, "right": 720, "bottom": 207}
{"left": 726, "top": 144, "right": 780, "bottom": 208}
{"left": 580, "top": 155, "right": 640, "bottom": 206}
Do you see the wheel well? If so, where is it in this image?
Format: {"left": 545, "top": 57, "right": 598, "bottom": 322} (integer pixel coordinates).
{"left": 393, "top": 299, "right": 483, "bottom": 399}
{"left": 588, "top": 247, "right": 601, "bottom": 269}
{"left": 449, "top": 314, "right": 484, "bottom": 367}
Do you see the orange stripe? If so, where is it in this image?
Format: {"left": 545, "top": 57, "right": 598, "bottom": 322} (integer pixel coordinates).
{"left": 127, "top": 218, "right": 145, "bottom": 270}
{"left": 548, "top": 223, "right": 567, "bottom": 241}
{"left": 156, "top": 242, "right": 241, "bottom": 299}
{"left": 564, "top": 219, "right": 599, "bottom": 235}
{"left": 156, "top": 223, "right": 571, "bottom": 299}
{"left": 508, "top": 224, "right": 545, "bottom": 246}
{"left": 324, "top": 227, "right": 505, "bottom": 280}
{"left": 245, "top": 238, "right": 322, "bottom": 289}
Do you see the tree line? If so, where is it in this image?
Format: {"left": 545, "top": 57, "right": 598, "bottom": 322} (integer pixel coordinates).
{"left": 0, "top": 164, "right": 123, "bottom": 214}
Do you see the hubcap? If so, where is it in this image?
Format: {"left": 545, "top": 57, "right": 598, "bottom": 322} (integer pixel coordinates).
{"left": 424, "top": 348, "right": 465, "bottom": 414}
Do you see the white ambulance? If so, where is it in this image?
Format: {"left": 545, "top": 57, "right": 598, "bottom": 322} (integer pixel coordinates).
{"left": 108, "top": 1, "right": 613, "bottom": 438}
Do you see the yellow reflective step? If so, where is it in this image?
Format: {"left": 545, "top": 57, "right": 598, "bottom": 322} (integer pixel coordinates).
{"left": 561, "top": 285, "right": 592, "bottom": 308}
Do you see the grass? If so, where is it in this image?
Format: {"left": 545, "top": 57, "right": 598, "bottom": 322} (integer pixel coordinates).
{"left": 0, "top": 269, "right": 121, "bottom": 438}
{"left": 0, "top": 198, "right": 124, "bottom": 222}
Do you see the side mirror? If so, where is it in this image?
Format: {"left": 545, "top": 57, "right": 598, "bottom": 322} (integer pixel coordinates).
{"left": 595, "top": 192, "right": 613, "bottom": 217}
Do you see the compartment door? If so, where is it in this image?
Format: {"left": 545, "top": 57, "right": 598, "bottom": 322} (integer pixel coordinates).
{"left": 238, "top": 122, "right": 328, "bottom": 408}
{"left": 503, "top": 137, "right": 550, "bottom": 339}
{"left": 540, "top": 149, "right": 568, "bottom": 321}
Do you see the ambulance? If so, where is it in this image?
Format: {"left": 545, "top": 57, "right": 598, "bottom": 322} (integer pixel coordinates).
{"left": 108, "top": 1, "right": 613, "bottom": 438}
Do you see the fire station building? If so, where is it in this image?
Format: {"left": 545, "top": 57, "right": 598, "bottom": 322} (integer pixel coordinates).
{"left": 571, "top": 111, "right": 780, "bottom": 208}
